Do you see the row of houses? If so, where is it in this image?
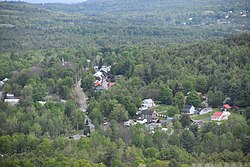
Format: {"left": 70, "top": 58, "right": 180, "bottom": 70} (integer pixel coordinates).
{"left": 184, "top": 104, "right": 232, "bottom": 115}
{"left": 123, "top": 97, "right": 234, "bottom": 134}
{"left": 93, "top": 66, "right": 115, "bottom": 91}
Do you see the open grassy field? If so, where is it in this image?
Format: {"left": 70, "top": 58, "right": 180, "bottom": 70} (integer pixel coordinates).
{"left": 151, "top": 105, "right": 170, "bottom": 115}
{"left": 191, "top": 112, "right": 212, "bottom": 120}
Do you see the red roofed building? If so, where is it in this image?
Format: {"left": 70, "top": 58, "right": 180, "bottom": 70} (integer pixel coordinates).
{"left": 94, "top": 80, "right": 102, "bottom": 87}
{"left": 211, "top": 111, "right": 231, "bottom": 121}
{"left": 223, "top": 104, "right": 231, "bottom": 110}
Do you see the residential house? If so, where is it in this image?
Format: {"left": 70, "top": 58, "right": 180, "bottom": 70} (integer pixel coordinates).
{"left": 136, "top": 119, "right": 147, "bottom": 124}
{"left": 100, "top": 66, "right": 111, "bottom": 74}
{"left": 6, "top": 93, "right": 15, "bottom": 99}
{"left": 4, "top": 99, "right": 19, "bottom": 105}
{"left": 142, "top": 99, "right": 155, "bottom": 108}
{"left": 183, "top": 105, "right": 195, "bottom": 114}
{"left": 94, "top": 80, "right": 102, "bottom": 87}
{"left": 2, "top": 78, "right": 9, "bottom": 82}
{"left": 141, "top": 110, "right": 158, "bottom": 123}
{"left": 211, "top": 111, "right": 231, "bottom": 121}
{"left": 138, "top": 99, "right": 156, "bottom": 112}
{"left": 93, "top": 71, "right": 103, "bottom": 80}
{"left": 199, "top": 107, "right": 213, "bottom": 115}
{"left": 222, "top": 104, "right": 231, "bottom": 111}
{"left": 4, "top": 93, "right": 19, "bottom": 105}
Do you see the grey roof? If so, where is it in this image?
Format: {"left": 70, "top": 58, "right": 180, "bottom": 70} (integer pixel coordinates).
{"left": 141, "top": 110, "right": 154, "bottom": 115}
{"left": 184, "top": 105, "right": 193, "bottom": 110}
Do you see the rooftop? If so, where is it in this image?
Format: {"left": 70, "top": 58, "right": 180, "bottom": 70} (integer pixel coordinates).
{"left": 223, "top": 104, "right": 231, "bottom": 109}
{"left": 141, "top": 110, "right": 154, "bottom": 115}
{"left": 212, "top": 112, "right": 223, "bottom": 117}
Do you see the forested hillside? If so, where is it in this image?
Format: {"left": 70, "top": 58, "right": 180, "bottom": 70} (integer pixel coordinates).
{"left": 0, "top": 33, "right": 250, "bottom": 166}
{"left": 0, "top": 0, "right": 250, "bottom": 167}
{"left": 0, "top": 0, "right": 249, "bottom": 51}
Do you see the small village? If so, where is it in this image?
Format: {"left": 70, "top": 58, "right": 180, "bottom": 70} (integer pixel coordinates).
{"left": 0, "top": 0, "right": 249, "bottom": 166}
{"left": 0, "top": 62, "right": 240, "bottom": 140}
{"left": 81, "top": 64, "right": 239, "bottom": 137}
{"left": 122, "top": 98, "right": 234, "bottom": 134}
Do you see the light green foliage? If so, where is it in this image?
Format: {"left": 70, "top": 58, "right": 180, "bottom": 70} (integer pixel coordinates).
{"left": 186, "top": 91, "right": 201, "bottom": 107}
{"left": 90, "top": 108, "right": 103, "bottom": 125}
{"left": 168, "top": 106, "right": 179, "bottom": 117}
{"left": 110, "top": 104, "right": 128, "bottom": 123}
{"left": 144, "top": 147, "right": 159, "bottom": 159}
{"left": 173, "top": 92, "right": 185, "bottom": 110}
{"left": 81, "top": 73, "right": 95, "bottom": 91}
{"left": 158, "top": 85, "right": 173, "bottom": 105}
{"left": 131, "top": 125, "right": 146, "bottom": 148}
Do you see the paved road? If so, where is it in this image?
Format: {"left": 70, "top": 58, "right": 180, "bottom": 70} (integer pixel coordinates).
{"left": 74, "top": 80, "right": 88, "bottom": 112}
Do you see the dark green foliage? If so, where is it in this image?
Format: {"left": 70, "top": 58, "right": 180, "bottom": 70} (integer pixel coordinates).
{"left": 180, "top": 129, "right": 196, "bottom": 153}
{"left": 207, "top": 90, "right": 225, "bottom": 108}
{"left": 1, "top": 0, "right": 249, "bottom": 52}
{"left": 180, "top": 114, "right": 192, "bottom": 128}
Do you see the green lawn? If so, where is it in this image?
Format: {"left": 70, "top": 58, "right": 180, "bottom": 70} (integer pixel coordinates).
{"left": 191, "top": 113, "right": 212, "bottom": 120}
{"left": 151, "top": 105, "right": 170, "bottom": 115}
{"left": 191, "top": 108, "right": 222, "bottom": 121}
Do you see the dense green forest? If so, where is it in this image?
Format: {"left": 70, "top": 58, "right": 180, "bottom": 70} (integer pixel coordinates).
{"left": 0, "top": 0, "right": 249, "bottom": 51}
{"left": 0, "top": 0, "right": 250, "bottom": 167}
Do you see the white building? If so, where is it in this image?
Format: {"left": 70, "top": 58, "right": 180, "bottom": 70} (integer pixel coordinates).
{"left": 211, "top": 111, "right": 231, "bottom": 121}
{"left": 199, "top": 107, "right": 213, "bottom": 115}
{"left": 124, "top": 119, "right": 136, "bottom": 127}
{"left": 4, "top": 99, "right": 19, "bottom": 105}
{"left": 6, "top": 93, "right": 15, "bottom": 99}
{"left": 139, "top": 99, "right": 155, "bottom": 110}
{"left": 183, "top": 105, "right": 195, "bottom": 114}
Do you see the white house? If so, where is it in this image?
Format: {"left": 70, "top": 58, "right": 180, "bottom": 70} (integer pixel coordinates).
{"left": 136, "top": 119, "right": 147, "bottom": 124}
{"left": 2, "top": 78, "right": 9, "bottom": 82}
{"left": 183, "top": 105, "right": 195, "bottom": 114}
{"left": 6, "top": 93, "right": 15, "bottom": 99}
{"left": 139, "top": 99, "right": 155, "bottom": 110}
{"left": 100, "top": 66, "right": 111, "bottom": 74}
{"left": 93, "top": 71, "right": 103, "bottom": 79}
{"left": 211, "top": 111, "right": 231, "bottom": 121}
{"left": 4, "top": 99, "right": 19, "bottom": 105}
{"left": 199, "top": 107, "right": 213, "bottom": 115}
